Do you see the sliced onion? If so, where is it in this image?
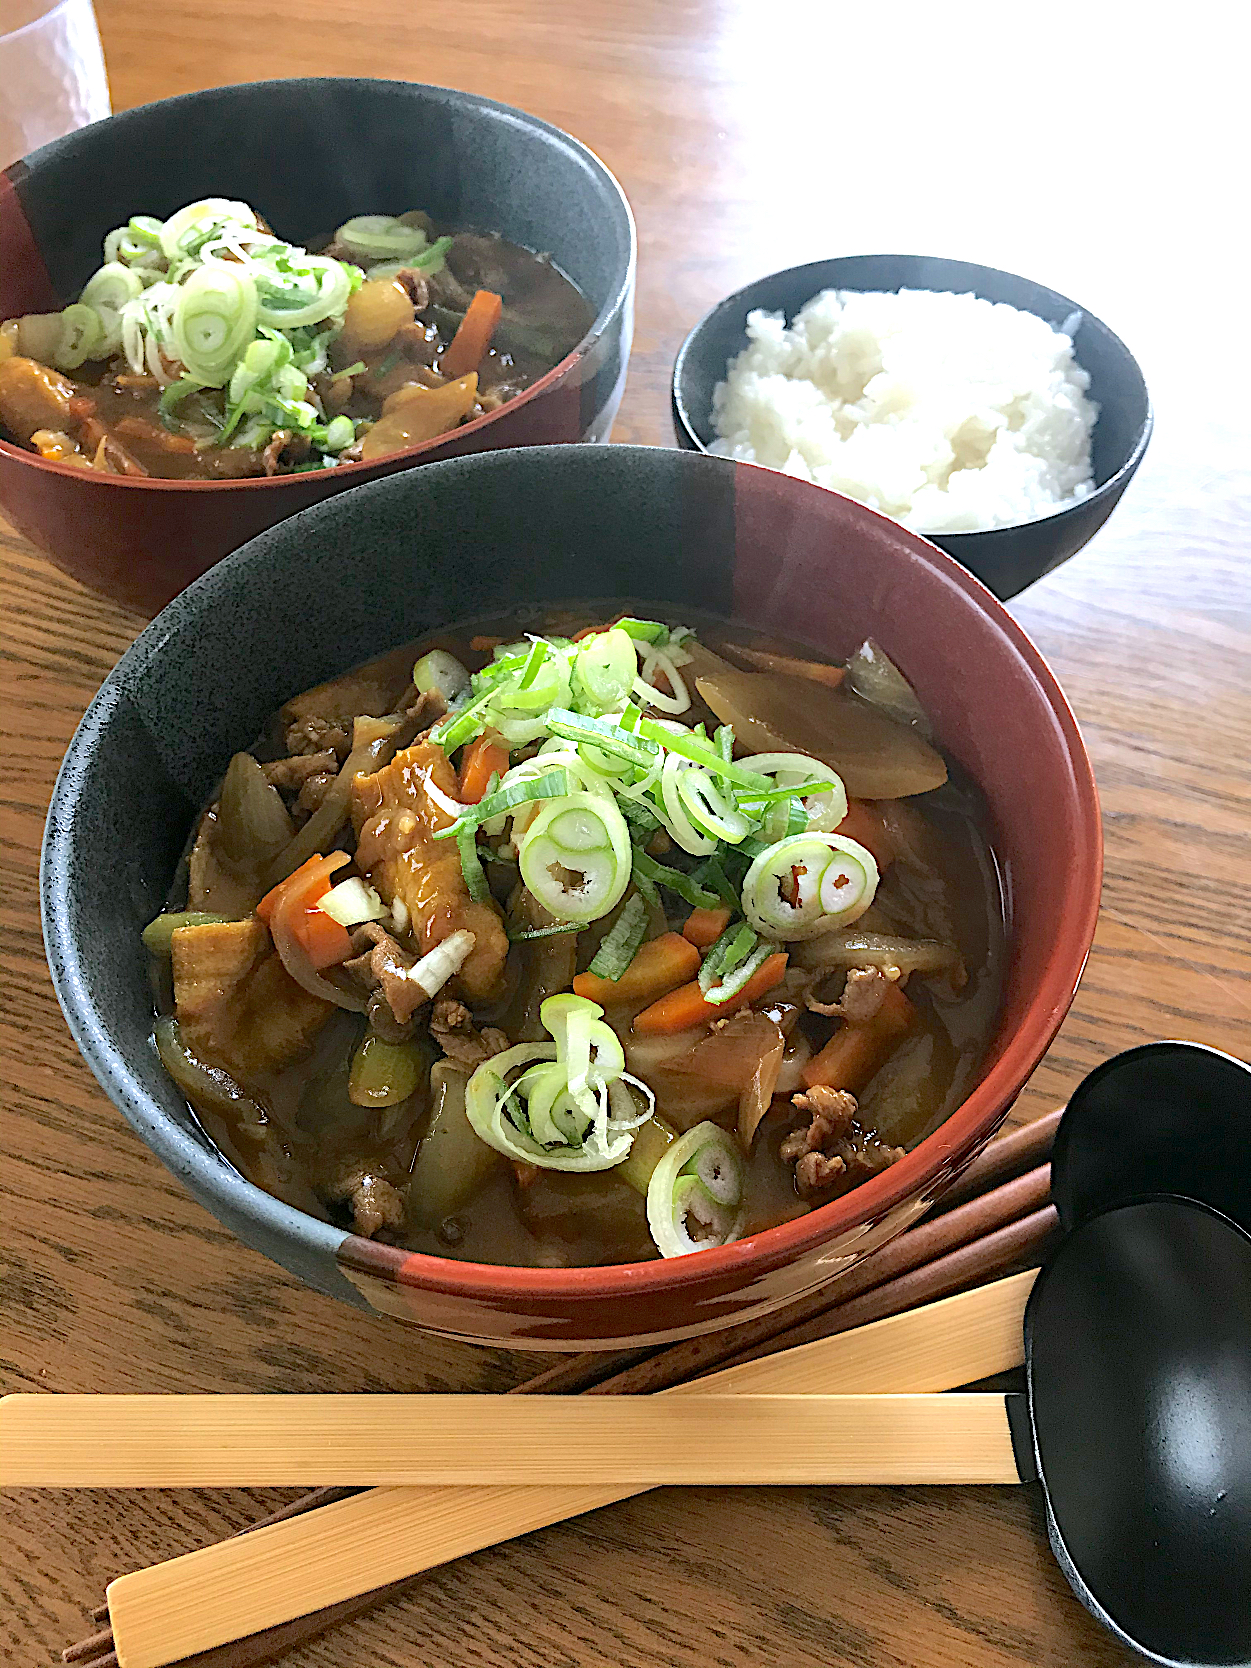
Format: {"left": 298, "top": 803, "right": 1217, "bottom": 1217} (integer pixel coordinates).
{"left": 411, "top": 928, "right": 477, "bottom": 997}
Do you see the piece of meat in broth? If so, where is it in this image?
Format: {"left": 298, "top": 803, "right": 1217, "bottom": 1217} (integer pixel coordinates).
{"left": 352, "top": 740, "right": 509, "bottom": 1001}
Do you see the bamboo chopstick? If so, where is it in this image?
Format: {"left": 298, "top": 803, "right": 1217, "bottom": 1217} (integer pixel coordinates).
{"left": 102, "top": 1271, "right": 1036, "bottom": 1668}
{"left": 62, "top": 1109, "right": 1060, "bottom": 1668}
{"left": 4, "top": 1391, "right": 1024, "bottom": 1488}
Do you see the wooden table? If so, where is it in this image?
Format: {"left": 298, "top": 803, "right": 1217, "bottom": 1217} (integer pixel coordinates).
{"left": 2, "top": 3, "right": 1247, "bottom": 1662}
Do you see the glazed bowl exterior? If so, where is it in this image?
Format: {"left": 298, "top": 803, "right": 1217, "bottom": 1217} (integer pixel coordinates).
{"left": 672, "top": 254, "right": 1152, "bottom": 600}
{"left": 41, "top": 445, "right": 1102, "bottom": 1349}
{"left": 0, "top": 78, "right": 635, "bottom": 613}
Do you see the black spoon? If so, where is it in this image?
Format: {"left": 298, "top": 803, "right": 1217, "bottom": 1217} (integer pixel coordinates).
{"left": 1019, "top": 1193, "right": 1251, "bottom": 1666}
{"left": 1052, "top": 1039, "right": 1251, "bottom": 1237}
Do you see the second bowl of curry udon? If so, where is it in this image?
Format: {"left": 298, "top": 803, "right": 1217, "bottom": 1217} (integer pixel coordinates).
{"left": 0, "top": 78, "right": 634, "bottom": 611}
{"left": 42, "top": 445, "right": 1101, "bottom": 1346}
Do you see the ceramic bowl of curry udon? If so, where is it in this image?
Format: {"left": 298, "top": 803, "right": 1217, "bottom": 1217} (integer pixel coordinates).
{"left": 41, "top": 445, "right": 1101, "bottom": 1349}
{"left": 0, "top": 78, "right": 634, "bottom": 614}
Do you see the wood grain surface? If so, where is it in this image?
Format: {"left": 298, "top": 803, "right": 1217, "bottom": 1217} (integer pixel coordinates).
{"left": 1, "top": 1, "right": 1246, "bottom": 1663}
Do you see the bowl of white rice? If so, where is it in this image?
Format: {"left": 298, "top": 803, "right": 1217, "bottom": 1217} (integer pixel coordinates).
{"left": 672, "top": 255, "right": 1151, "bottom": 598}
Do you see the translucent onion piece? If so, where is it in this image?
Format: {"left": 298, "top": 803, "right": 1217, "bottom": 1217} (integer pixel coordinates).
{"left": 646, "top": 1121, "right": 748, "bottom": 1257}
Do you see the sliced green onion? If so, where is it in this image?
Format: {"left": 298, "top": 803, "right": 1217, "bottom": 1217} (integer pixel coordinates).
{"left": 79, "top": 262, "right": 144, "bottom": 353}
{"left": 700, "top": 938, "right": 774, "bottom": 1004}
{"left": 435, "top": 768, "right": 572, "bottom": 841}
{"left": 457, "top": 825, "right": 490, "bottom": 903}
{"left": 507, "top": 921, "right": 583, "bottom": 942}
{"left": 587, "top": 893, "right": 650, "bottom": 980}
{"left": 741, "top": 833, "right": 879, "bottom": 940}
{"left": 614, "top": 617, "right": 669, "bottom": 644}
{"left": 171, "top": 264, "right": 259, "bottom": 386}
{"left": 690, "top": 854, "right": 741, "bottom": 910}
{"left": 464, "top": 995, "right": 652, "bottom": 1172}
{"left": 322, "top": 414, "right": 356, "bottom": 452}
{"left": 410, "top": 235, "right": 453, "bottom": 272}
{"left": 646, "top": 1121, "right": 747, "bottom": 1257}
{"left": 160, "top": 198, "right": 256, "bottom": 261}
{"left": 636, "top": 718, "right": 770, "bottom": 791}
{"left": 698, "top": 922, "right": 757, "bottom": 991}
{"left": 53, "top": 304, "right": 103, "bottom": 369}
{"left": 435, "top": 691, "right": 496, "bottom": 752}
{"left": 519, "top": 792, "right": 632, "bottom": 923}
{"left": 632, "top": 849, "right": 719, "bottom": 910}
{"left": 573, "top": 627, "right": 638, "bottom": 714}
{"left": 544, "top": 707, "right": 660, "bottom": 769}
{"left": 335, "top": 214, "right": 428, "bottom": 263}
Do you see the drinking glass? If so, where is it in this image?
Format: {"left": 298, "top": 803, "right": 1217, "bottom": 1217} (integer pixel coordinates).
{"left": 0, "top": 0, "right": 111, "bottom": 170}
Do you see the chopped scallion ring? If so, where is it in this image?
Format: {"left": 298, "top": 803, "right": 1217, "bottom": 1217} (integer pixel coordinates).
{"left": 646, "top": 1121, "right": 748, "bottom": 1257}
{"left": 742, "top": 832, "right": 879, "bottom": 940}
{"left": 519, "top": 792, "right": 632, "bottom": 922}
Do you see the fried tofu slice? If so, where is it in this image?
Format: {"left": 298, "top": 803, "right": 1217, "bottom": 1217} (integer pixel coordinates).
{"left": 171, "top": 918, "right": 332, "bottom": 1084}
{"left": 352, "top": 741, "right": 508, "bottom": 1001}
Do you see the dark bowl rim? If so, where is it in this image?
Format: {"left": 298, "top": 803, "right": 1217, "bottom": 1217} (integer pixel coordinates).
{"left": 41, "top": 444, "right": 1103, "bottom": 1304}
{"left": 670, "top": 252, "right": 1154, "bottom": 541}
{"left": 0, "top": 76, "right": 637, "bottom": 492}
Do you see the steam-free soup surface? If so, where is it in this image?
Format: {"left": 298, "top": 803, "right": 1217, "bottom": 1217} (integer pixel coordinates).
{"left": 145, "top": 606, "right": 1003, "bottom": 1267}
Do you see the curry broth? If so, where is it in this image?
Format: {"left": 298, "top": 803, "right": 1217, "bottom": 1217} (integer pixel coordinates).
{"left": 153, "top": 607, "right": 1005, "bottom": 1267}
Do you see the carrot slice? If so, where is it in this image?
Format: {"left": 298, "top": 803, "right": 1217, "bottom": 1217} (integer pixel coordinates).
{"left": 573, "top": 932, "right": 701, "bottom": 1007}
{"left": 255, "top": 854, "right": 329, "bottom": 923}
{"left": 632, "top": 952, "right": 788, "bottom": 1035}
{"left": 441, "top": 289, "right": 503, "bottom": 379}
{"left": 726, "top": 645, "right": 847, "bottom": 688}
{"left": 458, "top": 732, "right": 510, "bottom": 804}
{"left": 292, "top": 905, "right": 354, "bottom": 971}
{"left": 682, "top": 906, "right": 732, "bottom": 949}
{"left": 801, "top": 981, "right": 916, "bottom": 1094}
{"left": 835, "top": 800, "right": 895, "bottom": 871}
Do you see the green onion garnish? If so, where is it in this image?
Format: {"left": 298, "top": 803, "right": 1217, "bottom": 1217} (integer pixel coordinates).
{"left": 587, "top": 894, "right": 650, "bottom": 981}
{"left": 508, "top": 922, "right": 583, "bottom": 942}
{"left": 632, "top": 849, "right": 719, "bottom": 910}
{"left": 457, "top": 825, "right": 490, "bottom": 902}
{"left": 434, "top": 769, "right": 573, "bottom": 841}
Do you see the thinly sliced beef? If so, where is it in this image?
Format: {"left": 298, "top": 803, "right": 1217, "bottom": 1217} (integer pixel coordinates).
{"left": 781, "top": 1084, "right": 906, "bottom": 1200}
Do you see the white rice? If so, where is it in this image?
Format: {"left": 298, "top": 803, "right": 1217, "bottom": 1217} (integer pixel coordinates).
{"left": 707, "top": 288, "right": 1099, "bottom": 533}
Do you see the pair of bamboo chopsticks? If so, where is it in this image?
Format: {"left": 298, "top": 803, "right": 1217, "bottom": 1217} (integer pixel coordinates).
{"left": 56, "top": 1109, "right": 1060, "bottom": 1668}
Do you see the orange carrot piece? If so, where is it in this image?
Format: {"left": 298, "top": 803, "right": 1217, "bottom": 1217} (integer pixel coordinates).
{"left": 441, "top": 289, "right": 503, "bottom": 379}
{"left": 573, "top": 932, "right": 701, "bottom": 1007}
{"left": 836, "top": 800, "right": 895, "bottom": 871}
{"left": 458, "top": 733, "right": 509, "bottom": 805}
{"left": 727, "top": 645, "right": 847, "bottom": 688}
{"left": 801, "top": 982, "right": 916, "bottom": 1095}
{"left": 469, "top": 634, "right": 503, "bottom": 653}
{"left": 292, "top": 905, "right": 354, "bottom": 971}
{"left": 255, "top": 854, "right": 328, "bottom": 923}
{"left": 632, "top": 952, "right": 788, "bottom": 1035}
{"left": 682, "top": 906, "right": 732, "bottom": 949}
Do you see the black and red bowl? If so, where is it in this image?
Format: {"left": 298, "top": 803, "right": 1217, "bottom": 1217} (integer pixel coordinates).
{"left": 0, "top": 77, "right": 635, "bottom": 613}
